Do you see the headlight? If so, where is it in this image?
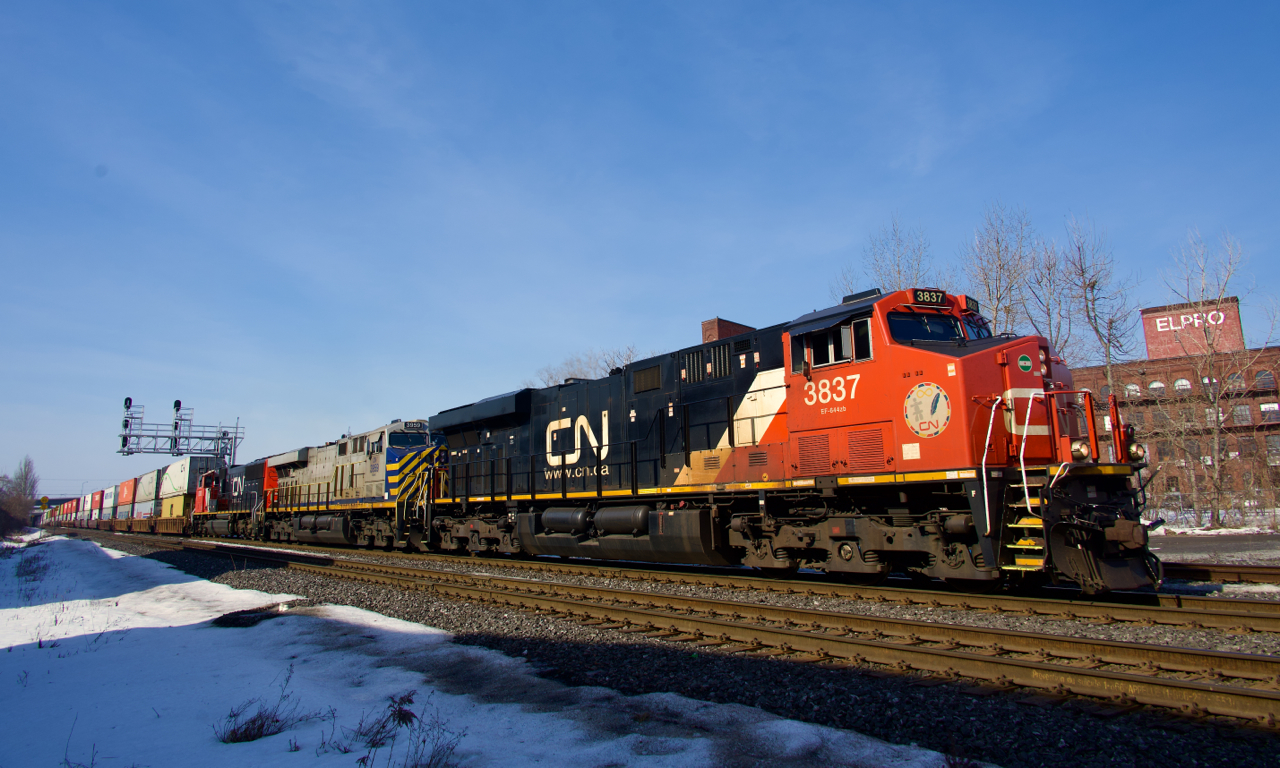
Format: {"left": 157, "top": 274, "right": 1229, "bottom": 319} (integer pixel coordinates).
{"left": 1071, "top": 439, "right": 1091, "bottom": 460}
{"left": 1128, "top": 443, "right": 1147, "bottom": 461}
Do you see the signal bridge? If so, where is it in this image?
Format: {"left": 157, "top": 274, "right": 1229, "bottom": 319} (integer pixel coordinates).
{"left": 119, "top": 397, "right": 244, "bottom": 464}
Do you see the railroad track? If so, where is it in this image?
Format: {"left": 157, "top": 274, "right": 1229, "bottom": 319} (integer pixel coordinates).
{"left": 86, "top": 533, "right": 1280, "bottom": 725}
{"left": 1163, "top": 562, "right": 1280, "bottom": 585}
{"left": 71, "top": 529, "right": 1280, "bottom": 634}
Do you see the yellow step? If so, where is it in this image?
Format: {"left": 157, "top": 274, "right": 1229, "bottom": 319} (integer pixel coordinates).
{"left": 1013, "top": 556, "right": 1045, "bottom": 567}
{"left": 1001, "top": 565, "right": 1044, "bottom": 572}
{"left": 1010, "top": 518, "right": 1044, "bottom": 528}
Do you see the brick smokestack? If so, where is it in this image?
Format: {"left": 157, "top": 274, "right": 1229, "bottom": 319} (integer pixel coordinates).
{"left": 702, "top": 317, "right": 755, "bottom": 343}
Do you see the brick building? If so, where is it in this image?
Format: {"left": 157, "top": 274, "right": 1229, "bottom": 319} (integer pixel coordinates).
{"left": 1071, "top": 299, "right": 1280, "bottom": 519}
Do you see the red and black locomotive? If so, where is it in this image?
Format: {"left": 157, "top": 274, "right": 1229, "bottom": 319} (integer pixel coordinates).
{"left": 424, "top": 287, "right": 1156, "bottom": 593}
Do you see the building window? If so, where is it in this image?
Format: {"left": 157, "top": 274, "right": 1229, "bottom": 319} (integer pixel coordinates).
{"left": 1233, "top": 405, "right": 1252, "bottom": 426}
{"left": 1148, "top": 381, "right": 1166, "bottom": 395}
{"left": 1226, "top": 373, "right": 1246, "bottom": 391}
{"left": 1125, "top": 383, "right": 1141, "bottom": 398}
{"left": 1156, "top": 440, "right": 1172, "bottom": 460}
{"left": 1185, "top": 441, "right": 1202, "bottom": 462}
{"left": 1205, "top": 408, "right": 1224, "bottom": 426}
{"left": 1129, "top": 411, "right": 1146, "bottom": 429}
{"left": 1257, "top": 370, "right": 1277, "bottom": 390}
{"left": 1238, "top": 436, "right": 1258, "bottom": 456}
{"left": 1268, "top": 435, "right": 1280, "bottom": 467}
{"left": 1201, "top": 376, "right": 1220, "bottom": 394}
{"left": 1100, "top": 385, "right": 1111, "bottom": 398}
{"left": 1154, "top": 411, "right": 1171, "bottom": 427}
{"left": 1174, "top": 378, "right": 1192, "bottom": 393}
{"left": 1262, "top": 403, "right": 1280, "bottom": 424}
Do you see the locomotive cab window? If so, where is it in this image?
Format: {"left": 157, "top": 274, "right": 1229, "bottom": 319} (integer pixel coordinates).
{"left": 792, "top": 318, "right": 873, "bottom": 372}
{"left": 963, "top": 316, "right": 992, "bottom": 340}
{"left": 887, "top": 312, "right": 963, "bottom": 342}
{"left": 389, "top": 432, "right": 428, "bottom": 448}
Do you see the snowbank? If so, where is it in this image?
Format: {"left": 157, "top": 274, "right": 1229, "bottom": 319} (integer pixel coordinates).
{"left": 1, "top": 538, "right": 967, "bottom": 767}
{"left": 1, "top": 527, "right": 50, "bottom": 548}
{"left": 1152, "top": 525, "right": 1278, "bottom": 537}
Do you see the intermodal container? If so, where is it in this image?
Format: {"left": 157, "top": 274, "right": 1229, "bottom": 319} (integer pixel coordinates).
{"left": 117, "top": 478, "right": 137, "bottom": 518}
{"left": 160, "top": 457, "right": 217, "bottom": 499}
{"left": 137, "top": 469, "right": 162, "bottom": 502}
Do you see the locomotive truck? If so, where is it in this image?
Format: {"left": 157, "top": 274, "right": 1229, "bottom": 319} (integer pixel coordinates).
{"left": 56, "top": 287, "right": 1158, "bottom": 594}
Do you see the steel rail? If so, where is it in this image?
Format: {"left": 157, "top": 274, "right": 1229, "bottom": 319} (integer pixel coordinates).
{"left": 67, "top": 529, "right": 1280, "bottom": 632}
{"left": 321, "top": 558, "right": 1280, "bottom": 681}
{"left": 1163, "top": 562, "right": 1280, "bottom": 585}
{"left": 175, "top": 540, "right": 1280, "bottom": 725}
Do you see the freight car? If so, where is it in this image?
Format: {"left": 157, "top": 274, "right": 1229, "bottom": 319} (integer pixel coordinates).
{"left": 52, "top": 287, "right": 1157, "bottom": 594}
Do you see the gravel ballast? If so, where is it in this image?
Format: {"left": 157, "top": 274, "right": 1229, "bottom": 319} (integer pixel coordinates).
{"left": 126, "top": 534, "right": 1280, "bottom": 656}
{"left": 74, "top": 532, "right": 1280, "bottom": 768}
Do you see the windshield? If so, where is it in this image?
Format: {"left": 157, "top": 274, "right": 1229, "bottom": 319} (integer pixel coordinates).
{"left": 887, "top": 312, "right": 964, "bottom": 342}
{"left": 963, "top": 316, "right": 992, "bottom": 339}
{"left": 389, "top": 433, "right": 429, "bottom": 447}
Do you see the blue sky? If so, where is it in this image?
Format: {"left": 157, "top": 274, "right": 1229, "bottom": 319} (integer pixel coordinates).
{"left": 3, "top": 2, "right": 1277, "bottom": 495}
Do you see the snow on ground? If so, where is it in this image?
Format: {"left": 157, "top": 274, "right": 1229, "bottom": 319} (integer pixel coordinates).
{"left": 1, "top": 527, "right": 50, "bottom": 548}
{"left": 1152, "top": 524, "right": 1278, "bottom": 537}
{"left": 1, "top": 536, "right": 966, "bottom": 768}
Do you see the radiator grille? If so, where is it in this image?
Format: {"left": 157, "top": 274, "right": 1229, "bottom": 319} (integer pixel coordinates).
{"left": 708, "top": 343, "right": 731, "bottom": 379}
{"left": 733, "top": 339, "right": 752, "bottom": 353}
{"left": 846, "top": 428, "right": 885, "bottom": 473}
{"left": 797, "top": 434, "right": 831, "bottom": 476}
{"left": 748, "top": 451, "right": 768, "bottom": 467}
{"left": 702, "top": 455, "right": 721, "bottom": 470}
{"left": 683, "top": 350, "right": 704, "bottom": 383}
{"left": 633, "top": 365, "right": 661, "bottom": 393}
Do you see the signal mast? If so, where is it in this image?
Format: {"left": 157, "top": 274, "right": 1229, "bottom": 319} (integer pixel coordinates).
{"left": 118, "top": 397, "right": 244, "bottom": 465}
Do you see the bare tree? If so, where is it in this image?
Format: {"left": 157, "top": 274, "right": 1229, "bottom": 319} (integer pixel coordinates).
{"left": 958, "top": 203, "right": 1034, "bottom": 335}
{"left": 1021, "top": 237, "right": 1079, "bottom": 363}
{"left": 0, "top": 455, "right": 39, "bottom": 534}
{"left": 831, "top": 215, "right": 950, "bottom": 301}
{"left": 1158, "top": 230, "right": 1276, "bottom": 527}
{"left": 1062, "top": 216, "right": 1136, "bottom": 395}
{"left": 530, "top": 345, "right": 644, "bottom": 387}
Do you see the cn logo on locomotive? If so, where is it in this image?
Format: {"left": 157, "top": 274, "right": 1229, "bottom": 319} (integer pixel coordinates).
{"left": 903, "top": 382, "right": 952, "bottom": 438}
{"left": 545, "top": 412, "right": 609, "bottom": 466}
